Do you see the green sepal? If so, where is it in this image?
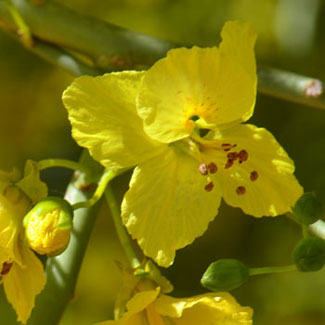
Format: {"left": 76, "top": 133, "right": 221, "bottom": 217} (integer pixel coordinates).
{"left": 201, "top": 258, "right": 249, "bottom": 291}
{"left": 293, "top": 237, "right": 325, "bottom": 272}
{"left": 23, "top": 196, "right": 73, "bottom": 230}
{"left": 292, "top": 192, "right": 322, "bottom": 225}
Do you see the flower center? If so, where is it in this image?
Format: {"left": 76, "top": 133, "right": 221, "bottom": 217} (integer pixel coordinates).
{"left": 175, "top": 124, "right": 260, "bottom": 195}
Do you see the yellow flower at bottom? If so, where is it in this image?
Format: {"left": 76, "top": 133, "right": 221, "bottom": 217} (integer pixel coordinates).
{"left": 0, "top": 161, "right": 47, "bottom": 324}
{"left": 98, "top": 287, "right": 252, "bottom": 325}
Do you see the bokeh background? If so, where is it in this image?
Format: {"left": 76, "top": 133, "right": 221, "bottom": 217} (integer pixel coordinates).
{"left": 1, "top": 0, "right": 325, "bottom": 324}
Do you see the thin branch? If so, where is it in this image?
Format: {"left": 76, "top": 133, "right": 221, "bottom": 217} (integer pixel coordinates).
{"left": 0, "top": 0, "right": 176, "bottom": 70}
{"left": 0, "top": 0, "right": 324, "bottom": 109}
{"left": 258, "top": 67, "right": 324, "bottom": 109}
{"left": 2, "top": 28, "right": 101, "bottom": 76}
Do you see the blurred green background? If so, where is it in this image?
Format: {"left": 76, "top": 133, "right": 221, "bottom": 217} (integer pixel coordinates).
{"left": 1, "top": 0, "right": 325, "bottom": 324}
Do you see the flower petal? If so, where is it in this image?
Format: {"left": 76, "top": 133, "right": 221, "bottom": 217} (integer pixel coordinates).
{"left": 137, "top": 22, "right": 257, "bottom": 143}
{"left": 220, "top": 21, "right": 257, "bottom": 82}
{"left": 3, "top": 238, "right": 46, "bottom": 324}
{"left": 205, "top": 124, "right": 303, "bottom": 217}
{"left": 154, "top": 292, "right": 252, "bottom": 324}
{"left": 63, "top": 71, "right": 164, "bottom": 169}
{"left": 121, "top": 147, "right": 221, "bottom": 267}
{"left": 0, "top": 185, "right": 31, "bottom": 266}
{"left": 97, "top": 289, "right": 159, "bottom": 325}
{"left": 0, "top": 168, "right": 20, "bottom": 185}
{"left": 16, "top": 160, "right": 48, "bottom": 204}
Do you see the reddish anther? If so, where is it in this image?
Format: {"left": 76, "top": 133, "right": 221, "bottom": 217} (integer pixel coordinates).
{"left": 225, "top": 159, "right": 234, "bottom": 169}
{"left": 208, "top": 162, "right": 218, "bottom": 174}
{"left": 204, "top": 182, "right": 214, "bottom": 192}
{"left": 222, "top": 143, "right": 237, "bottom": 152}
{"left": 238, "top": 150, "right": 248, "bottom": 163}
{"left": 198, "top": 163, "right": 208, "bottom": 175}
{"left": 227, "top": 152, "right": 238, "bottom": 160}
{"left": 236, "top": 186, "right": 246, "bottom": 195}
{"left": 1, "top": 262, "right": 13, "bottom": 276}
{"left": 250, "top": 171, "right": 259, "bottom": 181}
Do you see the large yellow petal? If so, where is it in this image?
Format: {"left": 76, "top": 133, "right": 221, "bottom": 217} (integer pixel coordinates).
{"left": 3, "top": 237, "right": 46, "bottom": 324}
{"left": 154, "top": 292, "right": 253, "bottom": 325}
{"left": 63, "top": 71, "right": 164, "bottom": 169}
{"left": 137, "top": 22, "right": 256, "bottom": 144}
{"left": 220, "top": 21, "right": 257, "bottom": 82}
{"left": 121, "top": 146, "right": 221, "bottom": 267}
{"left": 205, "top": 124, "right": 303, "bottom": 217}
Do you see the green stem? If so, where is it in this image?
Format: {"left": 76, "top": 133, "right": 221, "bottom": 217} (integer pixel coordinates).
{"left": 37, "top": 158, "right": 90, "bottom": 174}
{"left": 302, "top": 224, "right": 310, "bottom": 238}
{"left": 72, "top": 169, "right": 123, "bottom": 210}
{"left": 249, "top": 264, "right": 297, "bottom": 276}
{"left": 105, "top": 186, "right": 141, "bottom": 269}
{"left": 4, "top": 0, "right": 32, "bottom": 46}
{"left": 28, "top": 151, "right": 102, "bottom": 325}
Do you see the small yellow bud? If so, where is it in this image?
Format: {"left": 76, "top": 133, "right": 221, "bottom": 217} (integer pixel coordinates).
{"left": 23, "top": 196, "right": 73, "bottom": 256}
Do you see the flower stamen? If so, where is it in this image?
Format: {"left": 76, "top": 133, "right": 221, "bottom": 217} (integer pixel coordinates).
{"left": 1, "top": 262, "right": 13, "bottom": 276}
{"left": 198, "top": 163, "right": 208, "bottom": 175}
{"left": 238, "top": 150, "right": 248, "bottom": 163}
{"left": 250, "top": 171, "right": 258, "bottom": 181}
{"left": 208, "top": 162, "right": 218, "bottom": 174}
{"left": 205, "top": 182, "right": 214, "bottom": 192}
{"left": 236, "top": 186, "right": 246, "bottom": 195}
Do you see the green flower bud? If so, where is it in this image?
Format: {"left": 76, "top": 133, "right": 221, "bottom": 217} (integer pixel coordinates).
{"left": 201, "top": 259, "right": 249, "bottom": 291}
{"left": 292, "top": 192, "right": 322, "bottom": 225}
{"left": 293, "top": 237, "right": 325, "bottom": 272}
{"left": 23, "top": 196, "right": 73, "bottom": 256}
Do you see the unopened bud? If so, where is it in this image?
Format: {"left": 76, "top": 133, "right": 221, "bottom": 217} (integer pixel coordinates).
{"left": 293, "top": 237, "right": 325, "bottom": 272}
{"left": 23, "top": 196, "right": 73, "bottom": 256}
{"left": 201, "top": 259, "right": 249, "bottom": 291}
{"left": 292, "top": 192, "right": 322, "bottom": 225}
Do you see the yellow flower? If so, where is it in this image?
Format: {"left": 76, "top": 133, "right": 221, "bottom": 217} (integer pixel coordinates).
{"left": 24, "top": 196, "right": 73, "bottom": 256}
{"left": 98, "top": 284, "right": 253, "bottom": 325}
{"left": 63, "top": 21, "right": 303, "bottom": 267}
{"left": 0, "top": 160, "right": 47, "bottom": 324}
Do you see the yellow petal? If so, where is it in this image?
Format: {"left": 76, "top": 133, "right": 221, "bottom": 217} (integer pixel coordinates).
{"left": 3, "top": 238, "right": 46, "bottom": 324}
{"left": 97, "top": 288, "right": 159, "bottom": 325}
{"left": 16, "top": 160, "right": 48, "bottom": 204}
{"left": 220, "top": 21, "right": 257, "bottom": 82}
{"left": 121, "top": 147, "right": 221, "bottom": 267}
{"left": 137, "top": 22, "right": 256, "bottom": 144}
{"left": 154, "top": 292, "right": 253, "bottom": 325}
{"left": 63, "top": 71, "right": 164, "bottom": 169}
{"left": 205, "top": 124, "right": 303, "bottom": 217}
{"left": 0, "top": 185, "right": 31, "bottom": 266}
{"left": 0, "top": 168, "right": 20, "bottom": 186}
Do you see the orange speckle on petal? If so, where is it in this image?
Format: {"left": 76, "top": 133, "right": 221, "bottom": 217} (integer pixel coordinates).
{"left": 185, "top": 119, "right": 195, "bottom": 133}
